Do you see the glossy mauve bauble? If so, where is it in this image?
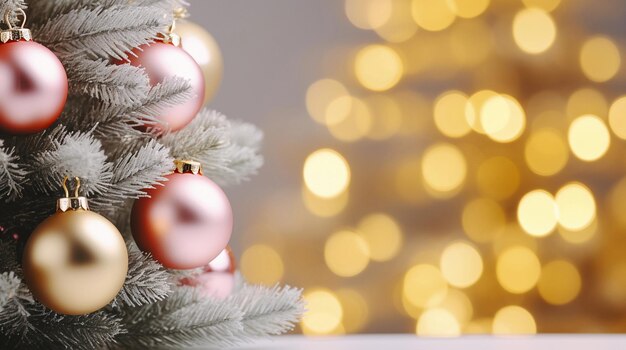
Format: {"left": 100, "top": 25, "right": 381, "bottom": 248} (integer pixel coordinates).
{"left": 176, "top": 20, "right": 223, "bottom": 105}
{"left": 126, "top": 42, "right": 205, "bottom": 131}
{"left": 23, "top": 210, "right": 128, "bottom": 315}
{"left": 131, "top": 172, "right": 233, "bottom": 270}
{"left": 179, "top": 247, "right": 236, "bottom": 299}
{"left": 0, "top": 41, "right": 67, "bottom": 134}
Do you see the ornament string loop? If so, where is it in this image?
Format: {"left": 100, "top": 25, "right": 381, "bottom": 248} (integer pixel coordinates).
{"left": 61, "top": 176, "right": 82, "bottom": 198}
{"left": 4, "top": 8, "right": 27, "bottom": 30}
{"left": 1, "top": 8, "right": 31, "bottom": 42}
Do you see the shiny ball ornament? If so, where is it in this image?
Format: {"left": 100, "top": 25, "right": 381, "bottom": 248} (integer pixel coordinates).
{"left": 0, "top": 9, "right": 67, "bottom": 134}
{"left": 131, "top": 160, "right": 233, "bottom": 270}
{"left": 179, "top": 247, "right": 236, "bottom": 299}
{"left": 22, "top": 177, "right": 128, "bottom": 315}
{"left": 175, "top": 20, "right": 223, "bottom": 105}
{"left": 125, "top": 39, "right": 205, "bottom": 132}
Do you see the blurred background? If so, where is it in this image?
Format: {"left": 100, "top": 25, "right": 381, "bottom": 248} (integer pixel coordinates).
{"left": 189, "top": 0, "right": 626, "bottom": 335}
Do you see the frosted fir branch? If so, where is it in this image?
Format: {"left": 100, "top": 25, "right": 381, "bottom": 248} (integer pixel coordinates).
{"left": 64, "top": 57, "right": 151, "bottom": 107}
{"left": 116, "top": 287, "right": 244, "bottom": 348}
{"left": 0, "top": 272, "right": 33, "bottom": 344}
{"left": 0, "top": 0, "right": 26, "bottom": 27}
{"left": 0, "top": 140, "right": 27, "bottom": 201}
{"left": 214, "top": 121, "right": 264, "bottom": 186}
{"left": 33, "top": 5, "right": 171, "bottom": 60}
{"left": 228, "top": 285, "right": 305, "bottom": 339}
{"left": 29, "top": 128, "right": 113, "bottom": 197}
{"left": 111, "top": 244, "right": 172, "bottom": 309}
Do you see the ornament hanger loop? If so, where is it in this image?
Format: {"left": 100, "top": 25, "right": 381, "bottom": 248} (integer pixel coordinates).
{"left": 62, "top": 176, "right": 82, "bottom": 198}
{"left": 4, "top": 8, "right": 27, "bottom": 30}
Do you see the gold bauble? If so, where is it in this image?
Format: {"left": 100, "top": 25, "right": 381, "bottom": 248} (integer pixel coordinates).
{"left": 176, "top": 20, "right": 223, "bottom": 105}
{"left": 23, "top": 206, "right": 128, "bottom": 315}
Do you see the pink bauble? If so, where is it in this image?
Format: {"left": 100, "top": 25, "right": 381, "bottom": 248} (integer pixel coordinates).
{"left": 126, "top": 42, "right": 205, "bottom": 131}
{"left": 131, "top": 172, "right": 233, "bottom": 269}
{"left": 179, "top": 247, "right": 236, "bottom": 299}
{"left": 0, "top": 41, "right": 67, "bottom": 134}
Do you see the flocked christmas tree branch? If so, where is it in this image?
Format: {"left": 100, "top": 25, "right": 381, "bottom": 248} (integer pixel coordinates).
{"left": 0, "top": 0, "right": 303, "bottom": 348}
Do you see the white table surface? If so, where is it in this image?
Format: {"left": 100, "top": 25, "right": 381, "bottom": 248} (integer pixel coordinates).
{"left": 235, "top": 334, "right": 626, "bottom": 349}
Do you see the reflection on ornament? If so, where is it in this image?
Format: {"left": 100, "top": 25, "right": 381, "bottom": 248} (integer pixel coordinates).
{"left": 179, "top": 247, "right": 236, "bottom": 299}
{"left": 123, "top": 41, "right": 205, "bottom": 131}
{"left": 0, "top": 9, "right": 67, "bottom": 134}
{"left": 131, "top": 160, "right": 233, "bottom": 270}
{"left": 22, "top": 177, "right": 128, "bottom": 315}
{"left": 175, "top": 20, "right": 223, "bottom": 105}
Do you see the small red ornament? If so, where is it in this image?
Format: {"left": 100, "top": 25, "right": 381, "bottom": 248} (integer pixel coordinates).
{"left": 0, "top": 9, "right": 67, "bottom": 134}
{"left": 179, "top": 247, "right": 236, "bottom": 299}
{"left": 123, "top": 30, "right": 204, "bottom": 132}
{"left": 131, "top": 160, "right": 233, "bottom": 270}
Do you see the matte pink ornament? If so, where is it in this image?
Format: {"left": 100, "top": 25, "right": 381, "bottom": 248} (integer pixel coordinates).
{"left": 125, "top": 41, "right": 205, "bottom": 132}
{"left": 179, "top": 247, "right": 236, "bottom": 299}
{"left": 0, "top": 41, "right": 67, "bottom": 134}
{"left": 131, "top": 161, "right": 233, "bottom": 270}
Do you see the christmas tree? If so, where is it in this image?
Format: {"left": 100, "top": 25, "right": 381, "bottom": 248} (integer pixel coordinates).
{"left": 0, "top": 0, "right": 304, "bottom": 348}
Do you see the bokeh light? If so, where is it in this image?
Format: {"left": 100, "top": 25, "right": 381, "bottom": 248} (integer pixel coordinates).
{"left": 303, "top": 149, "right": 351, "bottom": 198}
{"left": 434, "top": 91, "right": 472, "bottom": 138}
{"left": 325, "top": 230, "right": 370, "bottom": 277}
{"left": 480, "top": 94, "right": 526, "bottom": 143}
{"left": 568, "top": 115, "right": 611, "bottom": 162}
{"left": 416, "top": 308, "right": 461, "bottom": 336}
{"left": 303, "top": 186, "right": 349, "bottom": 217}
{"left": 522, "top": 0, "right": 561, "bottom": 12}
{"left": 580, "top": 36, "right": 621, "bottom": 82}
{"left": 344, "top": 0, "right": 392, "bottom": 30}
{"left": 538, "top": 260, "right": 582, "bottom": 305}
{"left": 512, "top": 8, "right": 556, "bottom": 54}
{"left": 465, "top": 90, "right": 498, "bottom": 133}
{"left": 421, "top": 143, "right": 467, "bottom": 197}
{"left": 357, "top": 213, "right": 403, "bottom": 262}
{"left": 240, "top": 244, "right": 285, "bottom": 285}
{"left": 301, "top": 289, "right": 343, "bottom": 335}
{"left": 555, "top": 182, "right": 596, "bottom": 231}
{"left": 609, "top": 96, "right": 626, "bottom": 140}
{"left": 517, "top": 190, "right": 558, "bottom": 237}
{"left": 403, "top": 264, "right": 448, "bottom": 308}
{"left": 524, "top": 128, "right": 569, "bottom": 176}
{"left": 355, "top": 45, "right": 404, "bottom": 91}
{"left": 336, "top": 289, "right": 369, "bottom": 333}
{"left": 476, "top": 156, "right": 520, "bottom": 200}
{"left": 446, "top": 0, "right": 489, "bottom": 19}
{"left": 462, "top": 198, "right": 506, "bottom": 243}
{"left": 566, "top": 88, "right": 608, "bottom": 120}
{"left": 305, "top": 79, "right": 350, "bottom": 125}
{"left": 440, "top": 242, "right": 483, "bottom": 288}
{"left": 327, "top": 96, "right": 373, "bottom": 142}
{"left": 373, "top": 0, "right": 418, "bottom": 43}
{"left": 411, "top": 0, "right": 455, "bottom": 32}
{"left": 496, "top": 246, "right": 541, "bottom": 294}
{"left": 492, "top": 306, "right": 537, "bottom": 334}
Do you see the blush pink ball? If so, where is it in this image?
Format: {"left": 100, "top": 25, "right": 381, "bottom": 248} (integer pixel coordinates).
{"left": 179, "top": 247, "right": 236, "bottom": 299}
{"left": 0, "top": 41, "right": 67, "bottom": 134}
{"left": 126, "top": 42, "right": 205, "bottom": 132}
{"left": 131, "top": 172, "right": 233, "bottom": 270}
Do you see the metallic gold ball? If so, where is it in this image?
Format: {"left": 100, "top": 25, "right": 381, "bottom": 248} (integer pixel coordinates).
{"left": 22, "top": 210, "right": 128, "bottom": 315}
{"left": 176, "top": 20, "right": 224, "bottom": 105}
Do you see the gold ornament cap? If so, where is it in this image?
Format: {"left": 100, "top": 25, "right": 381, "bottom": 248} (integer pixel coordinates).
{"left": 1, "top": 9, "right": 32, "bottom": 43}
{"left": 158, "top": 7, "right": 188, "bottom": 47}
{"left": 57, "top": 177, "right": 90, "bottom": 212}
{"left": 174, "top": 159, "right": 203, "bottom": 175}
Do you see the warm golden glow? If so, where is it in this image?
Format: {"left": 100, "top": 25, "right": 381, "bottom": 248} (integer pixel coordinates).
{"left": 446, "top": 0, "right": 489, "bottom": 19}
{"left": 302, "top": 186, "right": 349, "bottom": 218}
{"left": 324, "top": 230, "right": 370, "bottom": 277}
{"left": 496, "top": 246, "right": 541, "bottom": 294}
{"left": 449, "top": 20, "right": 494, "bottom": 67}
{"left": 328, "top": 96, "right": 372, "bottom": 142}
{"left": 568, "top": 115, "right": 611, "bottom": 162}
{"left": 303, "top": 149, "right": 351, "bottom": 198}
{"left": 301, "top": 289, "right": 343, "bottom": 335}
{"left": 462, "top": 198, "right": 506, "bottom": 243}
{"left": 336, "top": 289, "right": 369, "bottom": 333}
{"left": 524, "top": 128, "right": 569, "bottom": 176}
{"left": 344, "top": 0, "right": 392, "bottom": 30}
{"left": 492, "top": 305, "right": 537, "bottom": 334}
{"left": 421, "top": 143, "right": 467, "bottom": 197}
{"left": 355, "top": 45, "right": 404, "bottom": 91}
{"left": 558, "top": 219, "right": 597, "bottom": 244}
{"left": 538, "top": 260, "right": 581, "bottom": 305}
{"left": 522, "top": 0, "right": 561, "bottom": 12}
{"left": 476, "top": 156, "right": 520, "bottom": 200}
{"left": 358, "top": 213, "right": 403, "bottom": 262}
{"left": 374, "top": 0, "right": 418, "bottom": 43}
{"left": 517, "top": 190, "right": 558, "bottom": 237}
{"left": 416, "top": 308, "right": 461, "bottom": 336}
{"left": 609, "top": 96, "right": 626, "bottom": 140}
{"left": 365, "top": 95, "right": 403, "bottom": 140}
{"left": 305, "top": 79, "right": 350, "bottom": 125}
{"left": 512, "top": 8, "right": 556, "bottom": 54}
{"left": 580, "top": 36, "right": 621, "bottom": 82}
{"left": 438, "top": 289, "right": 474, "bottom": 326}
{"left": 555, "top": 182, "right": 596, "bottom": 231}
{"left": 240, "top": 244, "right": 285, "bottom": 285}
{"left": 434, "top": 91, "right": 472, "bottom": 138}
{"left": 465, "top": 90, "right": 498, "bottom": 134}
{"left": 403, "top": 264, "right": 448, "bottom": 308}
{"left": 480, "top": 94, "right": 526, "bottom": 143}
{"left": 566, "top": 88, "right": 608, "bottom": 120}
{"left": 411, "top": 0, "right": 456, "bottom": 32}
{"left": 440, "top": 242, "right": 483, "bottom": 288}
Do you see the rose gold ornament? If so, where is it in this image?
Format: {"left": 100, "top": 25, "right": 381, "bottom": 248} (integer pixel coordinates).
{"left": 179, "top": 247, "right": 236, "bottom": 299}
{"left": 175, "top": 20, "right": 223, "bottom": 105}
{"left": 131, "top": 160, "right": 233, "bottom": 270}
{"left": 123, "top": 26, "right": 205, "bottom": 132}
{"left": 22, "top": 177, "right": 128, "bottom": 315}
{"left": 0, "top": 9, "right": 67, "bottom": 134}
